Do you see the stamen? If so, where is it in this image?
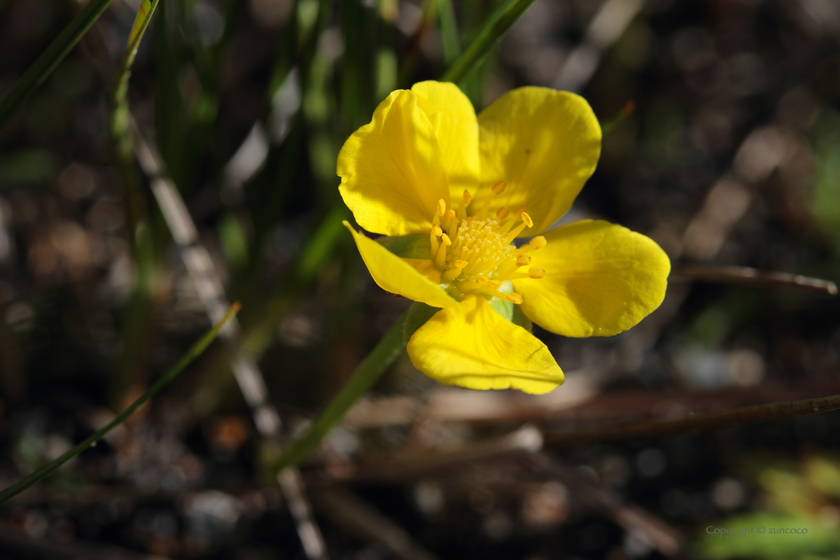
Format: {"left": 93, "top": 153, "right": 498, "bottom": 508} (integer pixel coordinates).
{"left": 457, "top": 190, "right": 472, "bottom": 220}
{"left": 429, "top": 227, "right": 440, "bottom": 258}
{"left": 506, "top": 293, "right": 523, "bottom": 305}
{"left": 506, "top": 221, "right": 530, "bottom": 243}
{"left": 529, "top": 236, "right": 547, "bottom": 250}
{"left": 437, "top": 199, "right": 446, "bottom": 217}
{"left": 435, "top": 240, "right": 448, "bottom": 269}
{"left": 516, "top": 255, "right": 531, "bottom": 266}
{"left": 496, "top": 206, "right": 509, "bottom": 221}
{"left": 444, "top": 209, "right": 457, "bottom": 235}
{"left": 477, "top": 276, "right": 502, "bottom": 288}
{"left": 477, "top": 181, "right": 506, "bottom": 219}
{"left": 528, "top": 267, "right": 546, "bottom": 279}
{"left": 432, "top": 225, "right": 443, "bottom": 237}
{"left": 443, "top": 259, "right": 467, "bottom": 282}
{"left": 521, "top": 212, "right": 533, "bottom": 228}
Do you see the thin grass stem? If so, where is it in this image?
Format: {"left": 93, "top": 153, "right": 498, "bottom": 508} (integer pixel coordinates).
{"left": 0, "top": 0, "right": 115, "bottom": 130}
{"left": 440, "top": 0, "right": 537, "bottom": 84}
{"left": 0, "top": 303, "right": 240, "bottom": 505}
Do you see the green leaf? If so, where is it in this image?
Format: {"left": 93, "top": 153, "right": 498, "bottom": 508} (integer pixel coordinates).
{"left": 0, "top": 0, "right": 115, "bottom": 130}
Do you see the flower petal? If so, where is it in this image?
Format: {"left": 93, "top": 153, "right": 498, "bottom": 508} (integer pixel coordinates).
{"left": 477, "top": 87, "right": 601, "bottom": 235}
{"left": 344, "top": 222, "right": 458, "bottom": 309}
{"left": 338, "top": 90, "right": 450, "bottom": 236}
{"left": 512, "top": 220, "right": 670, "bottom": 337}
{"left": 411, "top": 81, "right": 480, "bottom": 199}
{"left": 407, "top": 294, "right": 564, "bottom": 394}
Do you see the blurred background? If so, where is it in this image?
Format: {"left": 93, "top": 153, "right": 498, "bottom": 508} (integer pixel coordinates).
{"left": 1, "top": 0, "right": 840, "bottom": 558}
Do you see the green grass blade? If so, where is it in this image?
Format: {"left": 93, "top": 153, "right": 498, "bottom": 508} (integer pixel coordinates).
{"left": 275, "top": 307, "right": 410, "bottom": 471}
{"left": 111, "top": 0, "right": 161, "bottom": 163}
{"left": 438, "top": 0, "right": 461, "bottom": 64}
{"left": 440, "top": 0, "right": 536, "bottom": 84}
{"left": 0, "top": 0, "right": 115, "bottom": 130}
{"left": 0, "top": 303, "right": 241, "bottom": 505}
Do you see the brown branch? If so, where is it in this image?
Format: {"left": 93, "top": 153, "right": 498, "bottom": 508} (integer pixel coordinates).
{"left": 674, "top": 264, "right": 838, "bottom": 295}
{"left": 544, "top": 391, "right": 840, "bottom": 445}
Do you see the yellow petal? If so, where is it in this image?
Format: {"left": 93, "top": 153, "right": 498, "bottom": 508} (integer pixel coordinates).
{"left": 403, "top": 258, "right": 443, "bottom": 285}
{"left": 406, "top": 294, "right": 564, "bottom": 394}
{"left": 512, "top": 220, "right": 670, "bottom": 338}
{"left": 477, "top": 87, "right": 601, "bottom": 235}
{"left": 411, "top": 81, "right": 480, "bottom": 199}
{"left": 337, "top": 90, "right": 450, "bottom": 236}
{"left": 344, "top": 222, "right": 458, "bottom": 309}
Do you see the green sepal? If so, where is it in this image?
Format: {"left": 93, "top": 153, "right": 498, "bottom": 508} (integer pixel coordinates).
{"left": 376, "top": 233, "right": 431, "bottom": 259}
{"left": 403, "top": 301, "right": 441, "bottom": 343}
{"left": 488, "top": 281, "right": 532, "bottom": 332}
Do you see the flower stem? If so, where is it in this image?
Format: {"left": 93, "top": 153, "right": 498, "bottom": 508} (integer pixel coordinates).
{"left": 0, "top": 303, "right": 240, "bottom": 505}
{"left": 276, "top": 308, "right": 411, "bottom": 471}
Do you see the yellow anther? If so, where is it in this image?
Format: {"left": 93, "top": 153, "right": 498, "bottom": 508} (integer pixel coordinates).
{"left": 528, "top": 267, "right": 546, "bottom": 279}
{"left": 440, "top": 233, "right": 452, "bottom": 246}
{"left": 491, "top": 180, "right": 507, "bottom": 195}
{"left": 513, "top": 205, "right": 527, "bottom": 215}
{"left": 529, "top": 236, "right": 547, "bottom": 250}
{"left": 496, "top": 207, "right": 509, "bottom": 221}
{"left": 432, "top": 225, "right": 443, "bottom": 237}
{"left": 478, "top": 276, "right": 502, "bottom": 288}
{"left": 506, "top": 293, "right": 523, "bottom": 305}
{"left": 437, "top": 199, "right": 446, "bottom": 217}
{"left": 454, "top": 260, "right": 468, "bottom": 268}
{"left": 521, "top": 212, "right": 533, "bottom": 228}
{"left": 516, "top": 255, "right": 532, "bottom": 266}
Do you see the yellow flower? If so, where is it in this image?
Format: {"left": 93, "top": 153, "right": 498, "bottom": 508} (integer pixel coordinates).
{"left": 337, "top": 81, "right": 670, "bottom": 394}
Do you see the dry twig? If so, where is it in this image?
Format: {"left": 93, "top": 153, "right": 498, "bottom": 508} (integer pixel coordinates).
{"left": 673, "top": 264, "right": 837, "bottom": 295}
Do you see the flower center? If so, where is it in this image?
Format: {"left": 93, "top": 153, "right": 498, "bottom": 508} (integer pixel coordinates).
{"left": 428, "top": 182, "right": 547, "bottom": 304}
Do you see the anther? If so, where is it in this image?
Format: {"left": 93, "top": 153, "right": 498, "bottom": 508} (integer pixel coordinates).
{"left": 521, "top": 212, "right": 533, "bottom": 228}
{"left": 506, "top": 293, "right": 523, "bottom": 305}
{"left": 440, "top": 233, "right": 452, "bottom": 246}
{"left": 516, "top": 255, "right": 531, "bottom": 266}
{"left": 496, "top": 207, "right": 509, "bottom": 221}
{"left": 437, "top": 199, "right": 446, "bottom": 217}
{"left": 432, "top": 225, "right": 443, "bottom": 237}
{"left": 528, "top": 267, "right": 546, "bottom": 279}
{"left": 491, "top": 180, "right": 507, "bottom": 195}
{"left": 478, "top": 276, "right": 502, "bottom": 288}
{"left": 529, "top": 236, "right": 547, "bottom": 250}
